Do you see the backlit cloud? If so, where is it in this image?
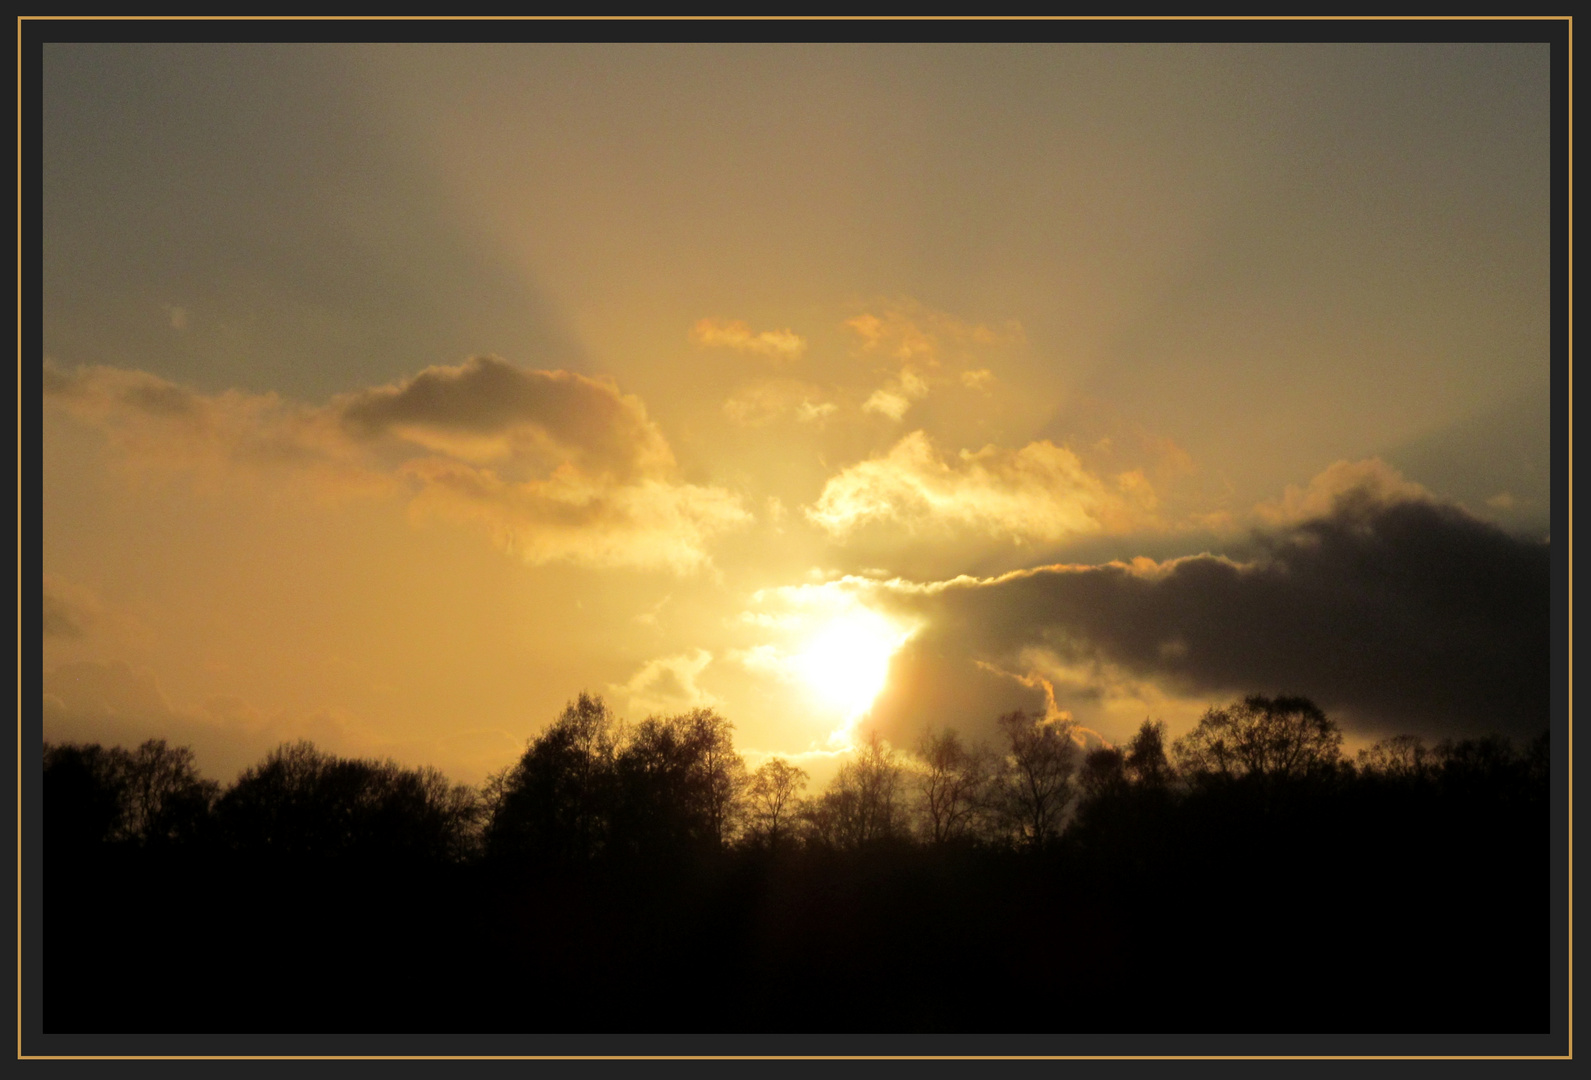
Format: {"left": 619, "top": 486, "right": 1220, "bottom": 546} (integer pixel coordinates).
{"left": 843, "top": 303, "right": 1023, "bottom": 364}
{"left": 845, "top": 301, "right": 1023, "bottom": 422}
{"left": 855, "top": 463, "right": 1550, "bottom": 743}
{"left": 611, "top": 649, "right": 720, "bottom": 719}
{"left": 338, "top": 356, "right": 676, "bottom": 480}
{"left": 44, "top": 356, "right": 751, "bottom": 573}
{"left": 807, "top": 430, "right": 1160, "bottom": 543}
{"left": 690, "top": 317, "right": 807, "bottom": 361}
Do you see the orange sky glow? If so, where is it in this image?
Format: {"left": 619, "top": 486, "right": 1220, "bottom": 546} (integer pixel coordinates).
{"left": 40, "top": 42, "right": 1555, "bottom": 789}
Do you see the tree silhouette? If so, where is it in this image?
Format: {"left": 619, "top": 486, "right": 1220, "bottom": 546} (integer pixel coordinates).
{"left": 674, "top": 707, "right": 748, "bottom": 848}
{"left": 1124, "top": 719, "right": 1172, "bottom": 788}
{"left": 1356, "top": 733, "right": 1433, "bottom": 781}
{"left": 43, "top": 741, "right": 132, "bottom": 854}
{"left": 122, "top": 739, "right": 220, "bottom": 849}
{"left": 802, "top": 730, "right": 906, "bottom": 849}
{"left": 746, "top": 757, "right": 808, "bottom": 849}
{"left": 1172, "top": 694, "right": 1342, "bottom": 782}
{"left": 217, "top": 740, "right": 479, "bottom": 864}
{"left": 1078, "top": 745, "right": 1127, "bottom": 803}
{"left": 992, "top": 710, "right": 1078, "bottom": 849}
{"left": 612, "top": 709, "right": 747, "bottom": 857}
{"left": 485, "top": 692, "right": 621, "bottom": 866}
{"left": 913, "top": 727, "right": 994, "bottom": 845}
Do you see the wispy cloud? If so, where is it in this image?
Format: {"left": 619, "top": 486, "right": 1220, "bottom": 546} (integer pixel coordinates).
{"left": 844, "top": 300, "right": 1023, "bottom": 422}
{"left": 690, "top": 317, "right": 807, "bottom": 361}
{"left": 722, "top": 379, "right": 837, "bottom": 427}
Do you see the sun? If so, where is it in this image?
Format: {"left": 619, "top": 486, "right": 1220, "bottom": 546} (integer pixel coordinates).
{"left": 790, "top": 607, "right": 913, "bottom": 723}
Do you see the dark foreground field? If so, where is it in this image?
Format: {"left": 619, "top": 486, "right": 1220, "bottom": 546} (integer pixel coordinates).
{"left": 44, "top": 778, "right": 1548, "bottom": 1036}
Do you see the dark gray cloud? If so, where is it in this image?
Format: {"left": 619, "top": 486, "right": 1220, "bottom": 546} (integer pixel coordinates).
{"left": 872, "top": 480, "right": 1551, "bottom": 742}
{"left": 338, "top": 356, "right": 673, "bottom": 481}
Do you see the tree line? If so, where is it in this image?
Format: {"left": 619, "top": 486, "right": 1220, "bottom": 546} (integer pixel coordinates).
{"left": 39, "top": 690, "right": 1552, "bottom": 1034}
{"left": 42, "top": 691, "right": 1550, "bottom": 869}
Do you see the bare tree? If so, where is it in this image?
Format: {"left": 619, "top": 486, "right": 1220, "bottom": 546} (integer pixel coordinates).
{"left": 123, "top": 739, "right": 219, "bottom": 847}
{"left": 913, "top": 728, "right": 993, "bottom": 845}
{"left": 803, "top": 730, "right": 906, "bottom": 849}
{"left": 674, "top": 708, "right": 749, "bottom": 848}
{"left": 994, "top": 710, "right": 1078, "bottom": 850}
{"left": 1356, "top": 733, "right": 1432, "bottom": 781}
{"left": 746, "top": 757, "right": 808, "bottom": 849}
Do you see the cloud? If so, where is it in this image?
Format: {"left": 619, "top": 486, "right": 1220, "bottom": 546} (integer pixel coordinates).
{"left": 845, "top": 301, "right": 1022, "bottom": 421}
{"left": 610, "top": 649, "right": 720, "bottom": 718}
{"left": 44, "top": 356, "right": 751, "bottom": 573}
{"left": 1253, "top": 457, "right": 1434, "bottom": 528}
{"left": 338, "top": 356, "right": 674, "bottom": 480}
{"left": 690, "top": 318, "right": 807, "bottom": 361}
{"left": 401, "top": 459, "right": 750, "bottom": 572}
{"left": 42, "top": 361, "right": 389, "bottom": 496}
{"left": 843, "top": 303, "right": 1024, "bottom": 364}
{"left": 857, "top": 461, "right": 1551, "bottom": 742}
{"left": 722, "top": 379, "right": 837, "bottom": 427}
{"left": 860, "top": 369, "right": 929, "bottom": 421}
{"left": 807, "top": 430, "right": 1161, "bottom": 543}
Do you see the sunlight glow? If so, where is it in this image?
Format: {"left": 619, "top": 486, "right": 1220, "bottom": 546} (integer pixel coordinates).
{"left": 791, "top": 607, "right": 912, "bottom": 724}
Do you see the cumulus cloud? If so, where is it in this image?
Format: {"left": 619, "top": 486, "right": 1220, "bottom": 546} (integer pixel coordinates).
{"left": 690, "top": 318, "right": 807, "bottom": 361}
{"left": 860, "top": 369, "right": 930, "bottom": 421}
{"left": 610, "top": 649, "right": 720, "bottom": 718}
{"left": 857, "top": 461, "right": 1551, "bottom": 742}
{"left": 1253, "top": 457, "right": 1434, "bottom": 527}
{"left": 338, "top": 356, "right": 674, "bottom": 480}
{"left": 807, "top": 430, "right": 1160, "bottom": 543}
{"left": 43, "top": 356, "right": 751, "bottom": 572}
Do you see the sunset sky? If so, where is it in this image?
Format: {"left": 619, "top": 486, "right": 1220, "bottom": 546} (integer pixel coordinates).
{"left": 39, "top": 42, "right": 1556, "bottom": 788}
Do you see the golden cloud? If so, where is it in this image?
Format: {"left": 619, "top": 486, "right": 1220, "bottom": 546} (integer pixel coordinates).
{"left": 843, "top": 303, "right": 1024, "bottom": 364}
{"left": 44, "top": 357, "right": 751, "bottom": 573}
{"left": 610, "top": 649, "right": 720, "bottom": 718}
{"left": 806, "top": 430, "right": 1160, "bottom": 542}
{"left": 844, "top": 301, "right": 1022, "bottom": 422}
{"left": 690, "top": 317, "right": 807, "bottom": 361}
{"left": 1252, "top": 458, "right": 1433, "bottom": 527}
